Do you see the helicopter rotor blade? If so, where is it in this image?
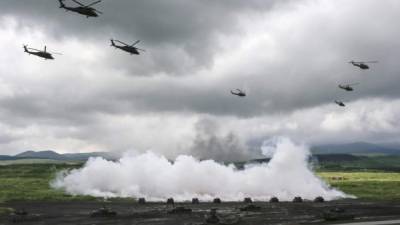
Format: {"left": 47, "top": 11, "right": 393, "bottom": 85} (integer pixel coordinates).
{"left": 27, "top": 48, "right": 41, "bottom": 52}
{"left": 347, "top": 82, "right": 360, "bottom": 86}
{"left": 50, "top": 52, "right": 63, "bottom": 55}
{"left": 85, "top": 0, "right": 101, "bottom": 7}
{"left": 131, "top": 40, "right": 140, "bottom": 46}
{"left": 94, "top": 9, "right": 103, "bottom": 14}
{"left": 136, "top": 48, "right": 146, "bottom": 52}
{"left": 115, "top": 40, "right": 129, "bottom": 46}
{"left": 72, "top": 0, "right": 85, "bottom": 7}
{"left": 351, "top": 61, "right": 378, "bottom": 64}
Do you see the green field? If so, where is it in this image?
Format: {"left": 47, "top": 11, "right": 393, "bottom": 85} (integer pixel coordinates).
{"left": 319, "top": 172, "right": 400, "bottom": 200}
{"left": 0, "top": 164, "right": 95, "bottom": 203}
{"left": 0, "top": 159, "right": 78, "bottom": 166}
{"left": 0, "top": 163, "right": 400, "bottom": 203}
{"left": 317, "top": 155, "right": 400, "bottom": 172}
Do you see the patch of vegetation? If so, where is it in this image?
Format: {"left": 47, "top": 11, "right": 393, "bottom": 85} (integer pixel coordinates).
{"left": 316, "top": 155, "right": 400, "bottom": 172}
{"left": 0, "top": 159, "right": 80, "bottom": 166}
{"left": 0, "top": 163, "right": 96, "bottom": 203}
{"left": 318, "top": 172, "right": 400, "bottom": 200}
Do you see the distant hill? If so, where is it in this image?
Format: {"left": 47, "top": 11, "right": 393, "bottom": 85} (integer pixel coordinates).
{"left": 246, "top": 154, "right": 361, "bottom": 164}
{"left": 15, "top": 150, "right": 64, "bottom": 160}
{"left": 0, "top": 155, "right": 15, "bottom": 160}
{"left": 311, "top": 142, "right": 400, "bottom": 155}
{"left": 0, "top": 150, "right": 116, "bottom": 162}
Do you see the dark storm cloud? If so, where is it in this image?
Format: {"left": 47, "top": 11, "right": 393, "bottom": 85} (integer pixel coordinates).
{"left": 0, "top": 0, "right": 284, "bottom": 75}
{"left": 2, "top": 0, "right": 399, "bottom": 117}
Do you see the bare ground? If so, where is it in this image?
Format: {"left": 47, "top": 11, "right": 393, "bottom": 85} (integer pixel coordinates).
{"left": 1, "top": 199, "right": 400, "bottom": 225}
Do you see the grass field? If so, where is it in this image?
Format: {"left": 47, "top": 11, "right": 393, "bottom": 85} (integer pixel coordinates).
{"left": 1, "top": 163, "right": 400, "bottom": 203}
{"left": 0, "top": 164, "right": 96, "bottom": 203}
{"left": 317, "top": 155, "right": 400, "bottom": 172}
{"left": 319, "top": 172, "right": 400, "bottom": 200}
{"left": 0, "top": 159, "right": 77, "bottom": 166}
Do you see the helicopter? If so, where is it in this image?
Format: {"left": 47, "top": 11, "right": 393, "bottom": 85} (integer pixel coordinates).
{"left": 334, "top": 100, "right": 345, "bottom": 107}
{"left": 338, "top": 83, "right": 359, "bottom": 91}
{"left": 23, "top": 45, "right": 61, "bottom": 60}
{"left": 349, "top": 60, "right": 378, "bottom": 70}
{"left": 230, "top": 89, "right": 246, "bottom": 97}
{"left": 110, "top": 39, "right": 145, "bottom": 55}
{"left": 59, "top": 0, "right": 103, "bottom": 18}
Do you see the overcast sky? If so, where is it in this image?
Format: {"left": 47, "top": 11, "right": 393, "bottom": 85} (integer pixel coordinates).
{"left": 0, "top": 0, "right": 400, "bottom": 159}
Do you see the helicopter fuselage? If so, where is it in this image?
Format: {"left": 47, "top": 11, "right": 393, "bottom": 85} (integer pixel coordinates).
{"left": 63, "top": 6, "right": 98, "bottom": 17}
{"left": 338, "top": 85, "right": 353, "bottom": 91}
{"left": 231, "top": 91, "right": 246, "bottom": 97}
{"left": 111, "top": 42, "right": 140, "bottom": 55}
{"left": 117, "top": 45, "right": 140, "bottom": 55}
{"left": 335, "top": 101, "right": 345, "bottom": 107}
{"left": 352, "top": 62, "right": 369, "bottom": 70}
{"left": 26, "top": 50, "right": 54, "bottom": 60}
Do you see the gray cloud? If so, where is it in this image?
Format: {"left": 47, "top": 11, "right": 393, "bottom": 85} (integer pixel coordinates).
{"left": 0, "top": 0, "right": 284, "bottom": 76}
{"left": 1, "top": 0, "right": 400, "bottom": 157}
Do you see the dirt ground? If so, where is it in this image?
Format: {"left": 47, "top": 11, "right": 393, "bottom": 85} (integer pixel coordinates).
{"left": 1, "top": 199, "right": 400, "bottom": 225}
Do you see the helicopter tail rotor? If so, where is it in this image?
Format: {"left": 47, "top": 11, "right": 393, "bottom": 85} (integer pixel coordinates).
{"left": 59, "top": 0, "right": 65, "bottom": 8}
{"left": 110, "top": 39, "right": 115, "bottom": 46}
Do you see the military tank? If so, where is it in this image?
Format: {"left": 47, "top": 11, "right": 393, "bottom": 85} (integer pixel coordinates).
{"left": 192, "top": 198, "right": 200, "bottom": 204}
{"left": 314, "top": 196, "right": 325, "bottom": 203}
{"left": 269, "top": 197, "right": 279, "bottom": 203}
{"left": 292, "top": 196, "right": 303, "bottom": 203}
{"left": 213, "top": 198, "right": 222, "bottom": 204}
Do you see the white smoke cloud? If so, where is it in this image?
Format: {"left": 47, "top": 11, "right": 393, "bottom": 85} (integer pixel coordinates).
{"left": 52, "top": 138, "right": 349, "bottom": 201}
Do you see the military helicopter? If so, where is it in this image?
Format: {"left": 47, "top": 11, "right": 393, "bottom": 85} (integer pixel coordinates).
{"left": 349, "top": 60, "right": 378, "bottom": 70}
{"left": 338, "top": 83, "right": 359, "bottom": 91}
{"left": 23, "top": 45, "right": 61, "bottom": 60}
{"left": 110, "top": 39, "right": 145, "bottom": 55}
{"left": 334, "top": 100, "right": 345, "bottom": 107}
{"left": 230, "top": 89, "right": 246, "bottom": 97}
{"left": 59, "top": 0, "right": 103, "bottom": 18}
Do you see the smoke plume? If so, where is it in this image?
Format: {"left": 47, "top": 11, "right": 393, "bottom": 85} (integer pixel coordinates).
{"left": 52, "top": 137, "right": 350, "bottom": 201}
{"left": 189, "top": 118, "right": 254, "bottom": 162}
